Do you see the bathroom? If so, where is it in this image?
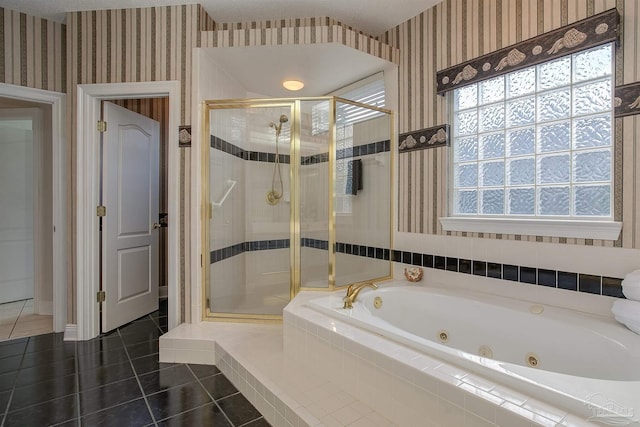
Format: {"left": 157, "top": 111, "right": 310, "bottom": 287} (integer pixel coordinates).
{"left": 1, "top": 0, "right": 640, "bottom": 425}
{"left": 159, "top": 1, "right": 640, "bottom": 426}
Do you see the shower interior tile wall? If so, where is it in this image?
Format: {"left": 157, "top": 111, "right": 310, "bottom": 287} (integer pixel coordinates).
{"left": 210, "top": 139, "right": 246, "bottom": 306}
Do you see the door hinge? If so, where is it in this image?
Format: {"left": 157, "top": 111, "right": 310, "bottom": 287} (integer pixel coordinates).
{"left": 97, "top": 290, "right": 106, "bottom": 303}
{"left": 97, "top": 205, "right": 106, "bottom": 217}
{"left": 97, "top": 120, "right": 107, "bottom": 132}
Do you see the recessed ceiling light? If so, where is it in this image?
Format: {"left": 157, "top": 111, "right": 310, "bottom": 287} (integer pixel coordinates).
{"left": 282, "top": 80, "right": 304, "bottom": 91}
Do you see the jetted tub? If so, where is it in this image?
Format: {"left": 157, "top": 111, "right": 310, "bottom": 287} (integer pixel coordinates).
{"left": 307, "top": 285, "right": 640, "bottom": 425}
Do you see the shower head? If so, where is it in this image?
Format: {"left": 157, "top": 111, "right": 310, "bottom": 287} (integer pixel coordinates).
{"left": 279, "top": 114, "right": 288, "bottom": 124}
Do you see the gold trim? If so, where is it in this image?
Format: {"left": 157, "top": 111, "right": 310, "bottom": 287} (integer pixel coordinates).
{"left": 389, "top": 110, "right": 396, "bottom": 281}
{"left": 205, "top": 310, "right": 283, "bottom": 323}
{"left": 328, "top": 98, "right": 337, "bottom": 290}
{"left": 291, "top": 100, "right": 301, "bottom": 298}
{"left": 201, "top": 101, "right": 211, "bottom": 320}
{"left": 201, "top": 96, "right": 394, "bottom": 322}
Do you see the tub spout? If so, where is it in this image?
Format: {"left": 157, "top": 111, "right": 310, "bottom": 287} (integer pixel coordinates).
{"left": 343, "top": 283, "right": 378, "bottom": 309}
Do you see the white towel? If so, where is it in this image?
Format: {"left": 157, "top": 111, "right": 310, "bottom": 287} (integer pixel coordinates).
{"left": 623, "top": 279, "right": 640, "bottom": 288}
{"left": 612, "top": 299, "right": 640, "bottom": 335}
{"left": 623, "top": 286, "right": 640, "bottom": 301}
{"left": 623, "top": 269, "right": 640, "bottom": 282}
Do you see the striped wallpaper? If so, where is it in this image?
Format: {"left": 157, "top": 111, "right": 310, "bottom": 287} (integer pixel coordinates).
{"left": 64, "top": 5, "right": 215, "bottom": 322}
{"left": 0, "top": 8, "right": 66, "bottom": 92}
{"left": 200, "top": 16, "right": 399, "bottom": 64}
{"left": 382, "top": 0, "right": 640, "bottom": 249}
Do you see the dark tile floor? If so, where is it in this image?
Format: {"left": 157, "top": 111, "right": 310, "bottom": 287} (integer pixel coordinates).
{"left": 0, "top": 300, "right": 271, "bottom": 427}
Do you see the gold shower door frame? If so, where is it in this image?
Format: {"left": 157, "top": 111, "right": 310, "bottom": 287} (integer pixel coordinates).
{"left": 201, "top": 97, "right": 394, "bottom": 322}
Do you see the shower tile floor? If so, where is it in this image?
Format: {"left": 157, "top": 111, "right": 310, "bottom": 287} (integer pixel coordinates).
{"left": 0, "top": 299, "right": 52, "bottom": 341}
{"left": 0, "top": 300, "right": 271, "bottom": 427}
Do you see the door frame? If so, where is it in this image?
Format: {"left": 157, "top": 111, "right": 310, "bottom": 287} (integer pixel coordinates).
{"left": 76, "top": 81, "right": 180, "bottom": 341}
{"left": 0, "top": 83, "right": 67, "bottom": 333}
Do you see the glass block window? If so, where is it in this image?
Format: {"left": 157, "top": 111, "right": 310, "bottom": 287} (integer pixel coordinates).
{"left": 452, "top": 43, "right": 614, "bottom": 218}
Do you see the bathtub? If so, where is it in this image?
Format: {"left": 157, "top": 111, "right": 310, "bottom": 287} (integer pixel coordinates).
{"left": 304, "top": 285, "right": 640, "bottom": 425}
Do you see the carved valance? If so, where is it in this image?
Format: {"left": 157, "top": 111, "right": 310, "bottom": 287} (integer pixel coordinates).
{"left": 436, "top": 8, "right": 619, "bottom": 94}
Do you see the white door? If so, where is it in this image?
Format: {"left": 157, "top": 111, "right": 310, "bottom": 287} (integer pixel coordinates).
{"left": 102, "top": 102, "right": 159, "bottom": 332}
{"left": 0, "top": 110, "right": 35, "bottom": 304}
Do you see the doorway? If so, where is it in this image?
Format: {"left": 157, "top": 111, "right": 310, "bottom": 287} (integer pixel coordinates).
{"left": 76, "top": 81, "right": 180, "bottom": 341}
{"left": 0, "top": 103, "right": 51, "bottom": 339}
{"left": 0, "top": 83, "right": 67, "bottom": 337}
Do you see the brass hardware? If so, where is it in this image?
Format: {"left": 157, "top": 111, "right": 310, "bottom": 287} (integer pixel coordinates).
{"left": 152, "top": 223, "right": 161, "bottom": 229}
{"left": 265, "top": 190, "right": 282, "bottom": 205}
{"left": 97, "top": 120, "right": 107, "bottom": 132}
{"left": 373, "top": 296, "right": 383, "bottom": 309}
{"left": 478, "top": 345, "right": 493, "bottom": 358}
{"left": 343, "top": 283, "right": 378, "bottom": 309}
{"left": 97, "top": 205, "right": 106, "bottom": 217}
{"left": 438, "top": 330, "right": 449, "bottom": 342}
{"left": 97, "top": 290, "right": 106, "bottom": 303}
{"left": 526, "top": 353, "right": 539, "bottom": 368}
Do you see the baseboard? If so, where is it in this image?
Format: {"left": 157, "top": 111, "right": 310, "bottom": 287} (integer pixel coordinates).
{"left": 159, "top": 285, "right": 168, "bottom": 299}
{"left": 63, "top": 324, "right": 78, "bottom": 341}
{"left": 36, "top": 300, "right": 53, "bottom": 315}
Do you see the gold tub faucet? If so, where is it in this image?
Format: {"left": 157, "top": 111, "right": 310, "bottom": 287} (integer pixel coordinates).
{"left": 343, "top": 283, "right": 378, "bottom": 309}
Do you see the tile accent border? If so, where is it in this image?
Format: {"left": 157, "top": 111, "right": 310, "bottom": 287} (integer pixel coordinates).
{"left": 302, "top": 238, "right": 390, "bottom": 261}
{"left": 211, "top": 135, "right": 291, "bottom": 164}
{"left": 436, "top": 8, "right": 619, "bottom": 94}
{"left": 398, "top": 125, "right": 449, "bottom": 153}
{"left": 299, "top": 240, "right": 624, "bottom": 298}
{"left": 614, "top": 82, "right": 640, "bottom": 118}
{"left": 301, "top": 139, "right": 391, "bottom": 165}
{"left": 210, "top": 239, "right": 290, "bottom": 264}
{"left": 391, "top": 249, "right": 624, "bottom": 299}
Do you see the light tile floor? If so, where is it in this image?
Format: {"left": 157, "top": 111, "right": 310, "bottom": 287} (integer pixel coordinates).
{"left": 0, "top": 299, "right": 52, "bottom": 341}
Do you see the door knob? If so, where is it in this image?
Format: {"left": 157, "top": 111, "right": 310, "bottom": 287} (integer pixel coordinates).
{"left": 152, "top": 223, "right": 161, "bottom": 229}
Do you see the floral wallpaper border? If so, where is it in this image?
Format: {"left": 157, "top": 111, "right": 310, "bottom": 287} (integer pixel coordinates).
{"left": 436, "top": 8, "right": 619, "bottom": 94}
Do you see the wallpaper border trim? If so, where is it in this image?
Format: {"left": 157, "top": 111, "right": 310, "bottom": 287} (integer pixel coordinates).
{"left": 614, "top": 82, "right": 640, "bottom": 118}
{"left": 436, "top": 8, "right": 619, "bottom": 94}
{"left": 398, "top": 125, "right": 449, "bottom": 153}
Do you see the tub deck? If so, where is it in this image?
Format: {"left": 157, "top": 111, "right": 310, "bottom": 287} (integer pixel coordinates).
{"left": 159, "top": 293, "right": 393, "bottom": 427}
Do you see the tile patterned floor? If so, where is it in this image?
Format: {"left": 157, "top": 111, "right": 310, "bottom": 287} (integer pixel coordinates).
{"left": 0, "top": 299, "right": 53, "bottom": 340}
{"left": 0, "top": 301, "right": 271, "bottom": 427}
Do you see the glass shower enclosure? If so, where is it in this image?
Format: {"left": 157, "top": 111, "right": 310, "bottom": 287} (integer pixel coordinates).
{"left": 202, "top": 97, "right": 393, "bottom": 321}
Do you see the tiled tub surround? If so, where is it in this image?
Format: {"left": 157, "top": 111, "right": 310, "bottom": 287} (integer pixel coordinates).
{"left": 285, "top": 286, "right": 640, "bottom": 426}
{"left": 212, "top": 236, "right": 626, "bottom": 301}
{"left": 389, "top": 248, "right": 624, "bottom": 299}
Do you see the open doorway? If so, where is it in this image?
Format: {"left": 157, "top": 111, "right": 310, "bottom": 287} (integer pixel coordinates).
{"left": 0, "top": 83, "right": 66, "bottom": 340}
{"left": 75, "top": 81, "right": 180, "bottom": 341}
{"left": 99, "top": 98, "right": 167, "bottom": 333}
{"left": 0, "top": 100, "right": 52, "bottom": 339}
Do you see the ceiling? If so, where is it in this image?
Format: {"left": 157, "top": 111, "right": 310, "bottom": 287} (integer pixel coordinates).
{"left": 0, "top": 0, "right": 440, "bottom": 35}
{"left": 207, "top": 43, "right": 394, "bottom": 97}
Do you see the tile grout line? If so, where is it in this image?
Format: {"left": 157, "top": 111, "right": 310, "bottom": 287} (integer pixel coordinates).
{"left": 6, "top": 300, "right": 26, "bottom": 340}
{"left": 1, "top": 334, "right": 33, "bottom": 427}
{"left": 184, "top": 364, "right": 236, "bottom": 427}
{"left": 117, "top": 328, "right": 159, "bottom": 427}
{"left": 74, "top": 341, "right": 81, "bottom": 425}
{"left": 148, "top": 313, "right": 164, "bottom": 334}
